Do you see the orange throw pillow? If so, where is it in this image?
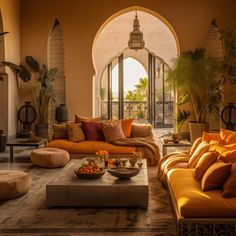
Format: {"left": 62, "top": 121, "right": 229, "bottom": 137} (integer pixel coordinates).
{"left": 220, "top": 128, "right": 236, "bottom": 145}
{"left": 223, "top": 163, "right": 236, "bottom": 198}
{"left": 121, "top": 119, "right": 133, "bottom": 138}
{"left": 201, "top": 161, "right": 231, "bottom": 191}
{"left": 195, "top": 151, "right": 218, "bottom": 180}
{"left": 219, "top": 150, "right": 236, "bottom": 163}
{"left": 74, "top": 114, "right": 101, "bottom": 123}
{"left": 189, "top": 137, "right": 202, "bottom": 156}
{"left": 202, "top": 131, "right": 221, "bottom": 143}
{"left": 188, "top": 141, "right": 210, "bottom": 168}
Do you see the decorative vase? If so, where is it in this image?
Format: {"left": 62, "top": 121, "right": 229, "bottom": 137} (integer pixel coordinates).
{"left": 55, "top": 104, "right": 68, "bottom": 123}
{"left": 0, "top": 130, "right": 6, "bottom": 152}
{"left": 189, "top": 122, "right": 209, "bottom": 144}
{"left": 35, "top": 123, "right": 48, "bottom": 138}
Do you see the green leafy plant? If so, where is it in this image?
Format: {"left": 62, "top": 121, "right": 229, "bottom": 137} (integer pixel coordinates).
{"left": 176, "top": 109, "right": 190, "bottom": 133}
{"left": 2, "top": 56, "right": 58, "bottom": 123}
{"left": 166, "top": 48, "right": 224, "bottom": 123}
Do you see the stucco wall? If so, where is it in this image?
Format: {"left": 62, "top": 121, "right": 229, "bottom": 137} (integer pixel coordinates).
{"left": 0, "top": 0, "right": 20, "bottom": 137}
{"left": 20, "top": 0, "right": 236, "bottom": 120}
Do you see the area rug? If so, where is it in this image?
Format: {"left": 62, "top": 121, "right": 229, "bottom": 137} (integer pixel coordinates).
{"left": 0, "top": 164, "right": 176, "bottom": 236}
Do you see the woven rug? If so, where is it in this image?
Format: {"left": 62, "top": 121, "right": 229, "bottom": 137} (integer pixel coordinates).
{"left": 0, "top": 164, "right": 176, "bottom": 236}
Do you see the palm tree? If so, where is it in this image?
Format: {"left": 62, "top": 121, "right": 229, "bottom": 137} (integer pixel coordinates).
{"left": 134, "top": 77, "right": 148, "bottom": 101}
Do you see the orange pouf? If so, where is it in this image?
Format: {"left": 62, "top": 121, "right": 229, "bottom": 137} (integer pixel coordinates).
{"left": 31, "top": 147, "right": 70, "bottom": 168}
{"left": 0, "top": 170, "right": 31, "bottom": 200}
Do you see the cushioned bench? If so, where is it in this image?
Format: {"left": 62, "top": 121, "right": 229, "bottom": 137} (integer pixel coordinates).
{"left": 167, "top": 168, "right": 236, "bottom": 236}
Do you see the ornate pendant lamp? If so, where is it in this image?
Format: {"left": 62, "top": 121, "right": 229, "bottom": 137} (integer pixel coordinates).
{"left": 128, "top": 11, "right": 145, "bottom": 51}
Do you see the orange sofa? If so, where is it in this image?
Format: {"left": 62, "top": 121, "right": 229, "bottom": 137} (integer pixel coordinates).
{"left": 158, "top": 129, "right": 236, "bottom": 236}
{"left": 47, "top": 123, "right": 159, "bottom": 165}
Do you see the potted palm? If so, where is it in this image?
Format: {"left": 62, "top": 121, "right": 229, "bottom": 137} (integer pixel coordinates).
{"left": 2, "top": 56, "right": 58, "bottom": 138}
{"left": 166, "top": 48, "right": 223, "bottom": 143}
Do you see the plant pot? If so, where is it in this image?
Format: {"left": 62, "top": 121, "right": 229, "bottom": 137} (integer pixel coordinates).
{"left": 0, "top": 130, "right": 6, "bottom": 152}
{"left": 189, "top": 122, "right": 209, "bottom": 144}
{"left": 35, "top": 123, "right": 48, "bottom": 138}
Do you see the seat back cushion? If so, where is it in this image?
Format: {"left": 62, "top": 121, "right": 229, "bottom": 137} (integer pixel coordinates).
{"left": 121, "top": 119, "right": 133, "bottom": 138}
{"left": 195, "top": 151, "right": 218, "bottom": 180}
{"left": 66, "top": 123, "right": 85, "bottom": 142}
{"left": 82, "top": 121, "right": 105, "bottom": 141}
{"left": 189, "top": 137, "right": 202, "bottom": 156}
{"left": 52, "top": 123, "right": 68, "bottom": 139}
{"left": 220, "top": 128, "right": 236, "bottom": 145}
{"left": 75, "top": 114, "right": 101, "bottom": 123}
{"left": 100, "top": 121, "right": 125, "bottom": 142}
{"left": 188, "top": 141, "right": 210, "bottom": 168}
{"left": 223, "top": 163, "right": 236, "bottom": 198}
{"left": 201, "top": 161, "right": 231, "bottom": 191}
{"left": 202, "top": 131, "right": 221, "bottom": 143}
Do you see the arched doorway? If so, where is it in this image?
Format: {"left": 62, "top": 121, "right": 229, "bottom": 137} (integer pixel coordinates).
{"left": 92, "top": 7, "right": 179, "bottom": 127}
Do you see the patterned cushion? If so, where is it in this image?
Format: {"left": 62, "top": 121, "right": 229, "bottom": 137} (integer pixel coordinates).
{"left": 52, "top": 123, "right": 68, "bottom": 139}
{"left": 66, "top": 123, "right": 85, "bottom": 142}
{"left": 82, "top": 121, "right": 105, "bottom": 141}
{"left": 74, "top": 114, "right": 101, "bottom": 123}
{"left": 100, "top": 121, "right": 125, "bottom": 142}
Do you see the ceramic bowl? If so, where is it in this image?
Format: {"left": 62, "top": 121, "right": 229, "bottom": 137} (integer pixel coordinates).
{"left": 108, "top": 167, "right": 140, "bottom": 179}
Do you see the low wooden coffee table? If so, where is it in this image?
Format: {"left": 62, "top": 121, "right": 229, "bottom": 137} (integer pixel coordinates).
{"left": 46, "top": 159, "right": 149, "bottom": 208}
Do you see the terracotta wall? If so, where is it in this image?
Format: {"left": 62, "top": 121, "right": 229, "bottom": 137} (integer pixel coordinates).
{"left": 20, "top": 0, "right": 236, "bottom": 121}
{"left": 0, "top": 0, "right": 20, "bottom": 137}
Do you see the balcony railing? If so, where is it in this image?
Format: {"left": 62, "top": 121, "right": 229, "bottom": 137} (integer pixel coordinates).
{"left": 100, "top": 100, "right": 173, "bottom": 127}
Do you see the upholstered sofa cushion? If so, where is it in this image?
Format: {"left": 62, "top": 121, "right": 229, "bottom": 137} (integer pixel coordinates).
{"left": 168, "top": 168, "right": 236, "bottom": 217}
{"left": 47, "top": 139, "right": 136, "bottom": 154}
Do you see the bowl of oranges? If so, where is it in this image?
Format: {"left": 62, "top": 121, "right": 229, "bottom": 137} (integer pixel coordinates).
{"left": 74, "top": 161, "right": 105, "bottom": 179}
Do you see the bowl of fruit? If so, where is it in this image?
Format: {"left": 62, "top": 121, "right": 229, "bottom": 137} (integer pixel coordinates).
{"left": 74, "top": 161, "right": 105, "bottom": 179}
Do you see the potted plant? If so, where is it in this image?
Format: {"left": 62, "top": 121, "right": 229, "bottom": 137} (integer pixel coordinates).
{"left": 2, "top": 56, "right": 58, "bottom": 138}
{"left": 166, "top": 48, "right": 224, "bottom": 143}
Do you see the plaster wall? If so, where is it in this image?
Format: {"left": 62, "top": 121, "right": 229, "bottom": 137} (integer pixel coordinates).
{"left": 0, "top": 0, "right": 20, "bottom": 136}
{"left": 20, "top": 0, "right": 236, "bottom": 120}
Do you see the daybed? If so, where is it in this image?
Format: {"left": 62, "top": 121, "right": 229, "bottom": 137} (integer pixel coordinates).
{"left": 47, "top": 117, "right": 160, "bottom": 165}
{"left": 158, "top": 128, "right": 236, "bottom": 236}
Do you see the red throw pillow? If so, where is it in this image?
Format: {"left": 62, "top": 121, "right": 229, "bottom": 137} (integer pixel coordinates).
{"left": 82, "top": 122, "right": 105, "bottom": 141}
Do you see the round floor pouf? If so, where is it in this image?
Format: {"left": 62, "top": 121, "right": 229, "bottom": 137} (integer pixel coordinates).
{"left": 31, "top": 147, "right": 70, "bottom": 168}
{"left": 0, "top": 170, "right": 31, "bottom": 200}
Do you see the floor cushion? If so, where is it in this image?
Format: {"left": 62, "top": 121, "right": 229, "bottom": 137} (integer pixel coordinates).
{"left": 0, "top": 170, "right": 31, "bottom": 200}
{"left": 31, "top": 147, "right": 70, "bottom": 168}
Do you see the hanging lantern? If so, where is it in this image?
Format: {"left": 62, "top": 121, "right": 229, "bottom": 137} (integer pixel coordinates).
{"left": 128, "top": 11, "right": 145, "bottom": 51}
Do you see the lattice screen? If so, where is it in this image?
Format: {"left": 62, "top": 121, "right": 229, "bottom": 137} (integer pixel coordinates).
{"left": 48, "top": 19, "right": 66, "bottom": 135}
{"left": 206, "top": 19, "right": 224, "bottom": 131}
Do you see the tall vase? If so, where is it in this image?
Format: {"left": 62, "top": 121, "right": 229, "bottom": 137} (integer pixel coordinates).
{"left": 0, "top": 130, "right": 6, "bottom": 152}
{"left": 189, "top": 122, "right": 209, "bottom": 144}
{"left": 55, "top": 104, "right": 68, "bottom": 123}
